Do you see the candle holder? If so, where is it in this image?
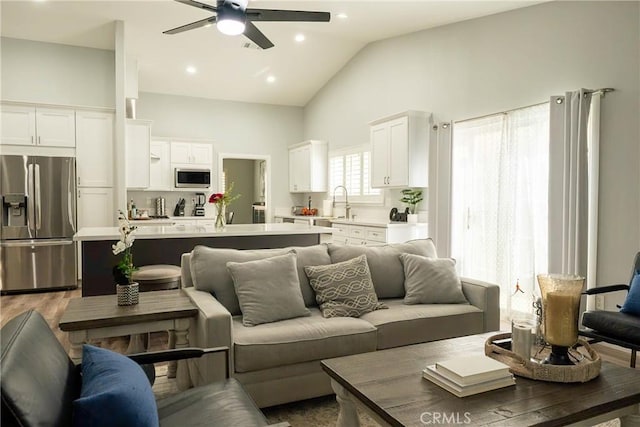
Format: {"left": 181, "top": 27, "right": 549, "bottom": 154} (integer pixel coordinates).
{"left": 536, "top": 274, "right": 585, "bottom": 365}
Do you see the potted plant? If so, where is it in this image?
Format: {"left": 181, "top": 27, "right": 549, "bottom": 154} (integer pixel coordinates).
{"left": 209, "top": 182, "right": 241, "bottom": 228}
{"left": 400, "top": 189, "right": 423, "bottom": 223}
{"left": 112, "top": 210, "right": 139, "bottom": 306}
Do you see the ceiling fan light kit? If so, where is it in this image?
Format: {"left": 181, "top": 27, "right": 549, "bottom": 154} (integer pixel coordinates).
{"left": 165, "top": 0, "right": 330, "bottom": 49}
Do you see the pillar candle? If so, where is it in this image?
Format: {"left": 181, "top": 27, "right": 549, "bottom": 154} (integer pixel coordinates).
{"left": 543, "top": 292, "right": 579, "bottom": 347}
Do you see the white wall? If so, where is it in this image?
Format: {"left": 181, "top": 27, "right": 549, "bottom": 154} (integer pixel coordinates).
{"left": 136, "top": 91, "right": 303, "bottom": 210}
{"left": 1, "top": 37, "right": 115, "bottom": 108}
{"left": 303, "top": 1, "right": 640, "bottom": 307}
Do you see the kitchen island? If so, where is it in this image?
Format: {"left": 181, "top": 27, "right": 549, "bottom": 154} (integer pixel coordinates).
{"left": 75, "top": 223, "right": 333, "bottom": 297}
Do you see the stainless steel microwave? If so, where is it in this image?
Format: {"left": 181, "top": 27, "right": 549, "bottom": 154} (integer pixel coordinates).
{"left": 175, "top": 168, "right": 211, "bottom": 188}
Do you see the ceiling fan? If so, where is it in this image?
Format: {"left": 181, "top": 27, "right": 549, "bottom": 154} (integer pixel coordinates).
{"left": 164, "top": 0, "right": 331, "bottom": 50}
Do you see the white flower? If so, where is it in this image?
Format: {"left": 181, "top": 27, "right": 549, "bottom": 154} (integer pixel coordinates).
{"left": 112, "top": 240, "right": 126, "bottom": 255}
{"left": 124, "top": 233, "right": 135, "bottom": 248}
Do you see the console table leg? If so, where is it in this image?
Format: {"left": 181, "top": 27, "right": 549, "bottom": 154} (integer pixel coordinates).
{"left": 68, "top": 331, "right": 85, "bottom": 364}
{"left": 331, "top": 379, "right": 361, "bottom": 427}
{"left": 174, "top": 319, "right": 190, "bottom": 390}
{"left": 167, "top": 330, "right": 177, "bottom": 379}
{"left": 621, "top": 405, "right": 640, "bottom": 427}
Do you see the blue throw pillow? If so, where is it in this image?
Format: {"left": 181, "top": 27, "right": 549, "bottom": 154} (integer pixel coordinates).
{"left": 620, "top": 271, "right": 640, "bottom": 316}
{"left": 73, "top": 345, "right": 159, "bottom": 427}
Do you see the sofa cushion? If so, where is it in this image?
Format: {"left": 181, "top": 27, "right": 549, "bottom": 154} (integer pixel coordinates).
{"left": 73, "top": 345, "right": 159, "bottom": 427}
{"left": 360, "top": 299, "right": 484, "bottom": 350}
{"left": 289, "top": 245, "right": 331, "bottom": 307}
{"left": 227, "top": 252, "right": 311, "bottom": 327}
{"left": 190, "top": 246, "right": 289, "bottom": 314}
{"left": 328, "top": 239, "right": 437, "bottom": 298}
{"left": 305, "top": 255, "right": 386, "bottom": 318}
{"left": 156, "top": 378, "right": 268, "bottom": 427}
{"left": 400, "top": 254, "right": 468, "bottom": 304}
{"left": 233, "top": 308, "right": 377, "bottom": 372}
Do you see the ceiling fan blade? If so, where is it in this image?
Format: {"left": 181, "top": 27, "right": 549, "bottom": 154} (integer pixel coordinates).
{"left": 163, "top": 16, "right": 217, "bottom": 35}
{"left": 174, "top": 0, "right": 217, "bottom": 13}
{"left": 243, "top": 21, "right": 274, "bottom": 50}
{"left": 246, "top": 9, "right": 330, "bottom": 22}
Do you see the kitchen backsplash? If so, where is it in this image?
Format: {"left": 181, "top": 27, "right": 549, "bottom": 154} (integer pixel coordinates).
{"left": 128, "top": 191, "right": 215, "bottom": 217}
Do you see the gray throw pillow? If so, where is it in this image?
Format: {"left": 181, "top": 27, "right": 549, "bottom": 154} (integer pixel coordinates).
{"left": 304, "top": 254, "right": 387, "bottom": 318}
{"left": 227, "top": 252, "right": 311, "bottom": 327}
{"left": 399, "top": 253, "right": 468, "bottom": 304}
{"left": 190, "top": 245, "right": 289, "bottom": 314}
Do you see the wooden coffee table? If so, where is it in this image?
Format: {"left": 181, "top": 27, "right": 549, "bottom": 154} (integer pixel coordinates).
{"left": 321, "top": 333, "right": 640, "bottom": 427}
{"left": 59, "top": 289, "right": 197, "bottom": 389}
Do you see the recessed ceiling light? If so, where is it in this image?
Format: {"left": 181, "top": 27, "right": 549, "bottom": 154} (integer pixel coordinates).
{"left": 266, "top": 75, "right": 276, "bottom": 84}
{"left": 337, "top": 13, "right": 348, "bottom": 19}
{"left": 294, "top": 33, "right": 305, "bottom": 43}
{"left": 186, "top": 66, "right": 197, "bottom": 75}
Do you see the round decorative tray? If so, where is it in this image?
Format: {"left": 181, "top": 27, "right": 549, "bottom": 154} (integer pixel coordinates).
{"left": 484, "top": 333, "right": 601, "bottom": 383}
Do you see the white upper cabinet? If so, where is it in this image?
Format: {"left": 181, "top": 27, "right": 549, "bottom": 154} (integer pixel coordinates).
{"left": 75, "top": 111, "right": 114, "bottom": 188}
{"left": 289, "top": 140, "right": 327, "bottom": 193}
{"left": 1, "top": 104, "right": 75, "bottom": 147}
{"left": 370, "top": 111, "right": 432, "bottom": 188}
{"left": 170, "top": 141, "right": 212, "bottom": 167}
{"left": 149, "top": 140, "right": 172, "bottom": 191}
{"left": 125, "top": 119, "right": 152, "bottom": 189}
{"left": 77, "top": 187, "right": 115, "bottom": 228}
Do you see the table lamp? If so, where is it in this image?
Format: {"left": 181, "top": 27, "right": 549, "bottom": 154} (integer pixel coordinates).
{"left": 536, "top": 274, "right": 585, "bottom": 365}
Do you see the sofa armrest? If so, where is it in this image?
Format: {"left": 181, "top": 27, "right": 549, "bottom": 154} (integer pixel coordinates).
{"left": 461, "top": 277, "right": 500, "bottom": 332}
{"left": 182, "top": 288, "right": 234, "bottom": 387}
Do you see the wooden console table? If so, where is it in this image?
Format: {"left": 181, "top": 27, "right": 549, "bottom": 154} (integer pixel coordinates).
{"left": 59, "top": 289, "right": 197, "bottom": 390}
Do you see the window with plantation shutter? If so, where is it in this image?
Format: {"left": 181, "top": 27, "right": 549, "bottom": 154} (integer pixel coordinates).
{"left": 329, "top": 145, "right": 383, "bottom": 204}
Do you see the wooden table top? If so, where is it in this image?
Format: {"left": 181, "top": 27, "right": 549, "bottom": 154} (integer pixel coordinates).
{"left": 321, "top": 333, "right": 640, "bottom": 427}
{"left": 59, "top": 289, "right": 198, "bottom": 331}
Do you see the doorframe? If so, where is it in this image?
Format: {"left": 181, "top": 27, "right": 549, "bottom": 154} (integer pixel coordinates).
{"left": 217, "top": 153, "right": 272, "bottom": 223}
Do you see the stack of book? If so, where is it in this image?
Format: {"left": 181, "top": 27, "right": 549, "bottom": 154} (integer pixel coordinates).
{"left": 422, "top": 355, "right": 515, "bottom": 397}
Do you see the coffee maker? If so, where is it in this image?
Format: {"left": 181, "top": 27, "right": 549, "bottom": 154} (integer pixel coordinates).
{"left": 194, "top": 193, "right": 206, "bottom": 217}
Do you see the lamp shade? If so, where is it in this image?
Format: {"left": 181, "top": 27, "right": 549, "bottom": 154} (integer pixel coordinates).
{"left": 217, "top": 4, "right": 246, "bottom": 36}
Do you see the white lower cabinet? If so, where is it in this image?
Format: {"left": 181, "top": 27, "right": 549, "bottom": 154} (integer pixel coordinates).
{"left": 331, "top": 222, "right": 427, "bottom": 245}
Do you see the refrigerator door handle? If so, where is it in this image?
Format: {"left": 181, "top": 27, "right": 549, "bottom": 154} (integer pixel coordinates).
{"left": 27, "top": 164, "right": 36, "bottom": 232}
{"left": 0, "top": 239, "right": 74, "bottom": 248}
{"left": 35, "top": 163, "right": 42, "bottom": 230}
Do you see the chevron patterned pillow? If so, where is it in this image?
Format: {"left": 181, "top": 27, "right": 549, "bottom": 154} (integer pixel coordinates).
{"left": 305, "top": 254, "right": 387, "bottom": 318}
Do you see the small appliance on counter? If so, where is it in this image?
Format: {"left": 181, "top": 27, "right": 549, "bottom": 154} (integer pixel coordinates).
{"left": 173, "top": 198, "right": 186, "bottom": 216}
{"left": 389, "top": 207, "right": 410, "bottom": 222}
{"left": 155, "top": 197, "right": 166, "bottom": 217}
{"left": 194, "top": 193, "right": 206, "bottom": 217}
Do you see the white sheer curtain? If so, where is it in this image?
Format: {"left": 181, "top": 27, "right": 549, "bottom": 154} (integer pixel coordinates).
{"left": 451, "top": 103, "right": 550, "bottom": 314}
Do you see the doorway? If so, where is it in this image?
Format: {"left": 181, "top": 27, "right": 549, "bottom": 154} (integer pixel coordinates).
{"left": 218, "top": 153, "right": 270, "bottom": 224}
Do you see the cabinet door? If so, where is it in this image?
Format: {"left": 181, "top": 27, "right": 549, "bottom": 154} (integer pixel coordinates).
{"left": 36, "top": 108, "right": 76, "bottom": 147}
{"left": 370, "top": 123, "right": 389, "bottom": 187}
{"left": 289, "top": 146, "right": 311, "bottom": 193}
{"left": 76, "top": 111, "right": 114, "bottom": 187}
{"left": 190, "top": 143, "right": 213, "bottom": 166}
{"left": 149, "top": 140, "right": 172, "bottom": 190}
{"left": 77, "top": 187, "right": 114, "bottom": 227}
{"left": 125, "top": 120, "right": 151, "bottom": 189}
{"left": 387, "top": 116, "right": 409, "bottom": 187}
{"left": 1, "top": 105, "right": 36, "bottom": 146}
{"left": 171, "top": 142, "right": 192, "bottom": 164}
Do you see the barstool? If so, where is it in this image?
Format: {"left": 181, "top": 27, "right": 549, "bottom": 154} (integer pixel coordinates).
{"left": 129, "top": 264, "right": 182, "bottom": 377}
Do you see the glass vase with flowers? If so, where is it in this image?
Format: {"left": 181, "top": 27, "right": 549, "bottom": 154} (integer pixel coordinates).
{"left": 209, "top": 182, "right": 241, "bottom": 228}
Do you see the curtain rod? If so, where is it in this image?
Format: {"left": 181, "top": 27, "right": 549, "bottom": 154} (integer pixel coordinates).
{"left": 452, "top": 88, "right": 614, "bottom": 126}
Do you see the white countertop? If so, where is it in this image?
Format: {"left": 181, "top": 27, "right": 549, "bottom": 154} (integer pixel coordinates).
{"left": 330, "top": 219, "right": 428, "bottom": 228}
{"left": 75, "top": 223, "right": 334, "bottom": 241}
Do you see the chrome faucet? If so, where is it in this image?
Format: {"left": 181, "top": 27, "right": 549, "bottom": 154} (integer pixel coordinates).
{"left": 332, "top": 185, "right": 351, "bottom": 219}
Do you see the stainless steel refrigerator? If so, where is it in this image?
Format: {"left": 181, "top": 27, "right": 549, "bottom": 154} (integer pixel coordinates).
{"left": 1, "top": 155, "right": 77, "bottom": 293}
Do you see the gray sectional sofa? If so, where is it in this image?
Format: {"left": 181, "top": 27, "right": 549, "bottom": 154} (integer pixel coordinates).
{"left": 178, "top": 239, "right": 500, "bottom": 408}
